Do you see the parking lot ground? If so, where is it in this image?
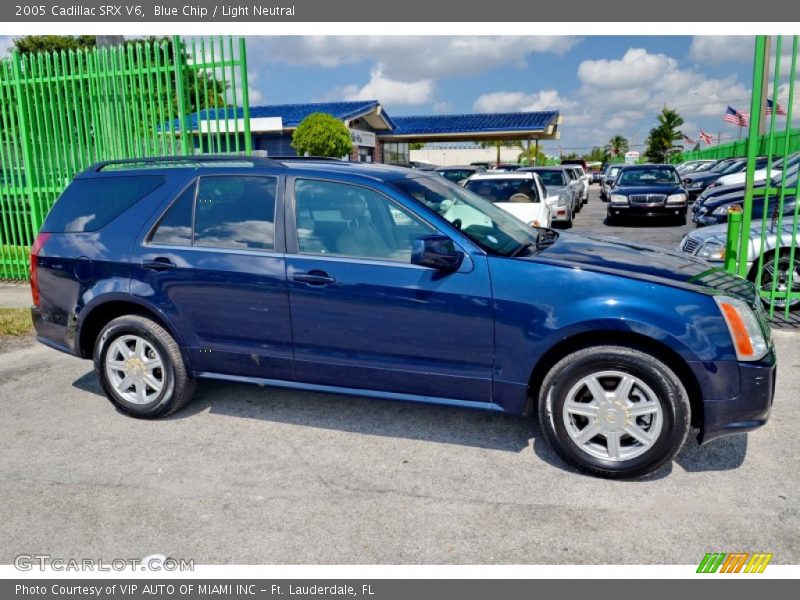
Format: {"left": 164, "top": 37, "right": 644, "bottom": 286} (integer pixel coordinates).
{"left": 569, "top": 187, "right": 693, "bottom": 249}
{"left": 1, "top": 327, "right": 798, "bottom": 564}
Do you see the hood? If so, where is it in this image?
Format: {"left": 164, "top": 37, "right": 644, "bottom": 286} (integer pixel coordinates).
{"left": 717, "top": 168, "right": 779, "bottom": 186}
{"left": 685, "top": 171, "right": 727, "bottom": 184}
{"left": 527, "top": 231, "right": 755, "bottom": 302}
{"left": 702, "top": 189, "right": 745, "bottom": 208}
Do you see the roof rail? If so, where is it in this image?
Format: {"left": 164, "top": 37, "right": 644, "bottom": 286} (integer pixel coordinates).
{"left": 269, "top": 156, "right": 347, "bottom": 162}
{"left": 87, "top": 155, "right": 283, "bottom": 172}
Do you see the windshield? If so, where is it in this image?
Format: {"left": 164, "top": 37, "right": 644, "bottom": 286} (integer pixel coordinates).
{"left": 617, "top": 167, "right": 680, "bottom": 186}
{"left": 720, "top": 160, "right": 746, "bottom": 174}
{"left": 532, "top": 170, "right": 567, "bottom": 186}
{"left": 393, "top": 176, "right": 546, "bottom": 257}
{"left": 464, "top": 178, "right": 541, "bottom": 203}
{"left": 437, "top": 169, "right": 474, "bottom": 183}
{"left": 711, "top": 160, "right": 737, "bottom": 173}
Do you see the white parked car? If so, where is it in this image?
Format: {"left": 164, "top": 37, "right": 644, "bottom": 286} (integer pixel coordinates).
{"left": 463, "top": 172, "right": 554, "bottom": 228}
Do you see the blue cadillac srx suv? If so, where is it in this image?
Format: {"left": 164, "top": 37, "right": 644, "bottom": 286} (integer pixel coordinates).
{"left": 31, "top": 156, "right": 776, "bottom": 478}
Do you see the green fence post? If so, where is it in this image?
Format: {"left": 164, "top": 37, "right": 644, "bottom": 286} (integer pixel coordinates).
{"left": 724, "top": 209, "right": 743, "bottom": 273}
{"left": 738, "top": 35, "right": 768, "bottom": 278}
{"left": 10, "top": 50, "right": 39, "bottom": 241}
{"left": 238, "top": 38, "right": 252, "bottom": 156}
{"left": 172, "top": 36, "right": 192, "bottom": 156}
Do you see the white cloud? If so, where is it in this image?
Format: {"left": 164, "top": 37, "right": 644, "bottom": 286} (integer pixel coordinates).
{"left": 246, "top": 36, "right": 581, "bottom": 81}
{"left": 578, "top": 48, "right": 676, "bottom": 90}
{"left": 335, "top": 67, "right": 434, "bottom": 106}
{"left": 473, "top": 89, "right": 574, "bottom": 113}
{"left": 689, "top": 36, "right": 754, "bottom": 65}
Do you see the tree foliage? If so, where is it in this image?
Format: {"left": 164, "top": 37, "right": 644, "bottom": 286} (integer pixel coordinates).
{"left": 606, "top": 135, "right": 629, "bottom": 159}
{"left": 11, "top": 35, "right": 96, "bottom": 54}
{"left": 292, "top": 113, "right": 353, "bottom": 158}
{"left": 645, "top": 107, "right": 684, "bottom": 162}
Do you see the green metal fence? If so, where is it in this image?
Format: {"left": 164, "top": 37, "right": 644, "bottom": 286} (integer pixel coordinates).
{"left": 682, "top": 127, "right": 800, "bottom": 161}
{"left": 0, "top": 36, "right": 251, "bottom": 280}
{"left": 724, "top": 35, "right": 800, "bottom": 320}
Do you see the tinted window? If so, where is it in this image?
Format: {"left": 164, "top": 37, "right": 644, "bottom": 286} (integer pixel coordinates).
{"left": 617, "top": 167, "right": 680, "bottom": 186}
{"left": 535, "top": 170, "right": 567, "bottom": 186}
{"left": 151, "top": 183, "right": 195, "bottom": 246}
{"left": 464, "top": 178, "right": 541, "bottom": 203}
{"left": 194, "top": 176, "right": 277, "bottom": 250}
{"left": 42, "top": 175, "right": 165, "bottom": 233}
{"left": 294, "top": 179, "right": 433, "bottom": 261}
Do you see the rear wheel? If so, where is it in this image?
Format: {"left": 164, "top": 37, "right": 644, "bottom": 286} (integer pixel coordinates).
{"left": 538, "top": 345, "right": 690, "bottom": 478}
{"left": 94, "top": 315, "right": 196, "bottom": 418}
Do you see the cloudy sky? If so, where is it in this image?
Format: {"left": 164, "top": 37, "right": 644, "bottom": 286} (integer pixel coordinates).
{"left": 240, "top": 35, "right": 773, "bottom": 154}
{"left": 0, "top": 35, "right": 781, "bottom": 154}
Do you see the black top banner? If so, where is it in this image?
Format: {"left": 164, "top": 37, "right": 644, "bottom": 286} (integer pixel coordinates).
{"left": 3, "top": 0, "right": 800, "bottom": 22}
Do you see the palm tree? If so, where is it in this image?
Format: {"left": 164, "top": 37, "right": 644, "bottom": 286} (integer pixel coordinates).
{"left": 606, "top": 135, "right": 629, "bottom": 158}
{"left": 646, "top": 107, "right": 684, "bottom": 162}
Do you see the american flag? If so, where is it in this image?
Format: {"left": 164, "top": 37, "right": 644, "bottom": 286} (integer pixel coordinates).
{"left": 683, "top": 134, "right": 697, "bottom": 145}
{"left": 767, "top": 98, "right": 787, "bottom": 116}
{"left": 699, "top": 130, "right": 714, "bottom": 145}
{"left": 723, "top": 106, "right": 749, "bottom": 126}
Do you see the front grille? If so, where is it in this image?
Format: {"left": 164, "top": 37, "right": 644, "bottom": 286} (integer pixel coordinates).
{"left": 681, "top": 237, "right": 700, "bottom": 254}
{"left": 629, "top": 194, "right": 666, "bottom": 205}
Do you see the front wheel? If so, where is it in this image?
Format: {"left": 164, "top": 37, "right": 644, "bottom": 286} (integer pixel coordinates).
{"left": 749, "top": 250, "right": 800, "bottom": 311}
{"left": 94, "top": 315, "right": 196, "bottom": 418}
{"left": 538, "top": 345, "right": 690, "bottom": 478}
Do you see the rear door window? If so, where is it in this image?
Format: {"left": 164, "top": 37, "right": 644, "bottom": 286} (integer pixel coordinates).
{"left": 193, "top": 176, "right": 277, "bottom": 250}
{"left": 42, "top": 175, "right": 165, "bottom": 233}
{"left": 150, "top": 183, "right": 196, "bottom": 246}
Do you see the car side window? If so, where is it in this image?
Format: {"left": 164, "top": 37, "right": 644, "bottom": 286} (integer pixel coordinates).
{"left": 194, "top": 176, "right": 277, "bottom": 250}
{"left": 150, "top": 182, "right": 196, "bottom": 246}
{"left": 294, "top": 178, "right": 434, "bottom": 262}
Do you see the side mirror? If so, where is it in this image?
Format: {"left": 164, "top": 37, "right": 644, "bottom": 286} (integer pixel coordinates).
{"left": 411, "top": 235, "right": 464, "bottom": 271}
{"left": 607, "top": 180, "right": 615, "bottom": 189}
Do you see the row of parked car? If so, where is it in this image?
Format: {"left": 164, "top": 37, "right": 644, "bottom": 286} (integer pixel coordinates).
{"left": 677, "top": 153, "right": 800, "bottom": 311}
{"left": 434, "top": 163, "right": 592, "bottom": 229}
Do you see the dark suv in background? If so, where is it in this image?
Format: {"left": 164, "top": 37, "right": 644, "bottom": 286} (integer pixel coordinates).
{"left": 30, "top": 156, "right": 775, "bottom": 478}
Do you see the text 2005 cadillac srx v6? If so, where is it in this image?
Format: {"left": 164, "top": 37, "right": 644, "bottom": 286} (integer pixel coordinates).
{"left": 30, "top": 156, "right": 776, "bottom": 478}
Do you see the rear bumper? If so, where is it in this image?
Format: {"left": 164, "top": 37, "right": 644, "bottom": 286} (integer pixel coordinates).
{"left": 699, "top": 350, "right": 776, "bottom": 444}
{"left": 31, "top": 306, "right": 79, "bottom": 357}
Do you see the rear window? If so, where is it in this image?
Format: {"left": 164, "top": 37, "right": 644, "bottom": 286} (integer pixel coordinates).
{"left": 42, "top": 176, "right": 165, "bottom": 233}
{"left": 464, "top": 178, "right": 541, "bottom": 203}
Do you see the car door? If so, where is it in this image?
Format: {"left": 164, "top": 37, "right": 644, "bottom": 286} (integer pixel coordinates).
{"left": 131, "top": 173, "right": 293, "bottom": 381}
{"left": 284, "top": 176, "right": 495, "bottom": 403}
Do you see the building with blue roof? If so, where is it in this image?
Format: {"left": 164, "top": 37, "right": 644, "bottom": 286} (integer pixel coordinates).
{"left": 186, "top": 100, "right": 561, "bottom": 166}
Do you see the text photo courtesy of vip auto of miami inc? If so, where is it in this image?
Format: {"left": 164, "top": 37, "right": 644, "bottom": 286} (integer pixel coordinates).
{"left": 0, "top": 25, "right": 799, "bottom": 589}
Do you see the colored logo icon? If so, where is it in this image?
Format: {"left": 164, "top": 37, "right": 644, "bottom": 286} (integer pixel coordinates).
{"left": 697, "top": 552, "right": 773, "bottom": 573}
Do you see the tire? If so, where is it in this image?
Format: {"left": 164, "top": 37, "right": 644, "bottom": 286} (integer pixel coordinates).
{"left": 93, "top": 315, "right": 196, "bottom": 418}
{"left": 537, "top": 345, "right": 690, "bottom": 479}
{"left": 748, "top": 250, "right": 800, "bottom": 312}
{"left": 606, "top": 213, "right": 619, "bottom": 226}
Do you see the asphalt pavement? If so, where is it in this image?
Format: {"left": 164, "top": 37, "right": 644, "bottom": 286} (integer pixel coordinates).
{"left": 1, "top": 188, "right": 798, "bottom": 564}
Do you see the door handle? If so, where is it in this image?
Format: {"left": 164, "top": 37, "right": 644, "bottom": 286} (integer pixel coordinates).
{"left": 292, "top": 270, "right": 336, "bottom": 285}
{"left": 142, "top": 257, "right": 177, "bottom": 271}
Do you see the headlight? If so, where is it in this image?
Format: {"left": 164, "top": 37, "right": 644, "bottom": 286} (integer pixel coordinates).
{"left": 609, "top": 194, "right": 628, "bottom": 204}
{"left": 697, "top": 241, "right": 726, "bottom": 261}
{"left": 714, "top": 296, "right": 769, "bottom": 361}
{"left": 689, "top": 182, "right": 704, "bottom": 189}
{"left": 666, "top": 193, "right": 687, "bottom": 205}
{"left": 528, "top": 220, "right": 541, "bottom": 227}
{"left": 713, "top": 204, "right": 739, "bottom": 216}
{"left": 558, "top": 193, "right": 568, "bottom": 207}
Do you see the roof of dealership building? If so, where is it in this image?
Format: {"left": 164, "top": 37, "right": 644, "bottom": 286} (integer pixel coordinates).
{"left": 184, "top": 100, "right": 562, "bottom": 143}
